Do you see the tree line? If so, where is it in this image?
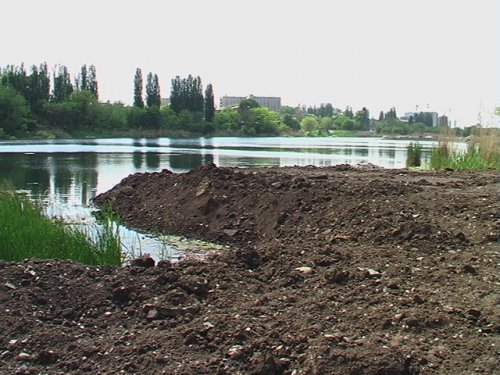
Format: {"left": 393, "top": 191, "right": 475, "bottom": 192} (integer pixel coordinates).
{"left": 0, "top": 62, "right": 454, "bottom": 139}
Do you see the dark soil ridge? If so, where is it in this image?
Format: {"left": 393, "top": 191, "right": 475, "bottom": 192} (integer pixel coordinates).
{"left": 0, "top": 165, "right": 498, "bottom": 374}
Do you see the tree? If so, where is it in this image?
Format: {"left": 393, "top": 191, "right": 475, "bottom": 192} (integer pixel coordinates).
{"left": 76, "top": 65, "right": 88, "bottom": 91}
{"left": 170, "top": 75, "right": 204, "bottom": 114}
{"left": 344, "top": 106, "right": 353, "bottom": 118}
{"left": 300, "top": 116, "right": 319, "bottom": 134}
{"left": 238, "top": 98, "right": 260, "bottom": 112}
{"left": 146, "top": 72, "right": 161, "bottom": 107}
{"left": 88, "top": 65, "right": 98, "bottom": 99}
{"left": 282, "top": 113, "right": 300, "bottom": 130}
{"left": 52, "top": 65, "right": 73, "bottom": 102}
{"left": 204, "top": 84, "right": 215, "bottom": 122}
{"left": 354, "top": 107, "right": 370, "bottom": 130}
{"left": 133, "top": 68, "right": 144, "bottom": 108}
{"left": 0, "top": 86, "right": 31, "bottom": 136}
{"left": 214, "top": 108, "right": 241, "bottom": 132}
{"left": 250, "top": 107, "right": 280, "bottom": 134}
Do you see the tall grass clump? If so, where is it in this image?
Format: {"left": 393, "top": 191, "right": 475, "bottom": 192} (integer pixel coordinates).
{"left": 430, "top": 129, "right": 499, "bottom": 170}
{"left": 406, "top": 142, "right": 423, "bottom": 167}
{"left": 0, "top": 192, "right": 122, "bottom": 265}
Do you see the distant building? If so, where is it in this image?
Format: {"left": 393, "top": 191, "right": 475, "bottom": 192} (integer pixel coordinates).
{"left": 220, "top": 95, "right": 282, "bottom": 112}
{"left": 401, "top": 111, "right": 439, "bottom": 127}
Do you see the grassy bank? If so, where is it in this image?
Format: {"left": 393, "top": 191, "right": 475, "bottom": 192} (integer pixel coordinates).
{"left": 430, "top": 129, "right": 499, "bottom": 170}
{"left": 0, "top": 192, "right": 122, "bottom": 265}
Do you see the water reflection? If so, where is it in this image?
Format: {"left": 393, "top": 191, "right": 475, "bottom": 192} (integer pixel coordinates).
{"left": 0, "top": 136, "right": 438, "bottom": 260}
{"left": 169, "top": 153, "right": 214, "bottom": 170}
{"left": 1, "top": 137, "right": 437, "bottom": 202}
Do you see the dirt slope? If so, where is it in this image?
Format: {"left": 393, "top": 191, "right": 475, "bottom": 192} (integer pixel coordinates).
{"left": 0, "top": 165, "right": 498, "bottom": 374}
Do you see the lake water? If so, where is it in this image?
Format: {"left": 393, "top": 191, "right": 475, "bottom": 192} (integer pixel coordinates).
{"left": 0, "top": 137, "right": 435, "bottom": 260}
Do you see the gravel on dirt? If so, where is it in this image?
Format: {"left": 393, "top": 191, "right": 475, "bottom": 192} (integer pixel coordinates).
{"left": 0, "top": 164, "right": 498, "bottom": 374}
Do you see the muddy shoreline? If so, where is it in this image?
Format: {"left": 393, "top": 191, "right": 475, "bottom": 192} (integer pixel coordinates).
{"left": 1, "top": 165, "right": 498, "bottom": 374}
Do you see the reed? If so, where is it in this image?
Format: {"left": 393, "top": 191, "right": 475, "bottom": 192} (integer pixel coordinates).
{"left": 406, "top": 142, "right": 423, "bottom": 168}
{"left": 0, "top": 192, "right": 122, "bottom": 265}
{"left": 430, "top": 128, "right": 499, "bottom": 170}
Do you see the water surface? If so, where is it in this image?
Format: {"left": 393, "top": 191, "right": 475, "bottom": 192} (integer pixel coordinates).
{"left": 0, "top": 137, "right": 435, "bottom": 260}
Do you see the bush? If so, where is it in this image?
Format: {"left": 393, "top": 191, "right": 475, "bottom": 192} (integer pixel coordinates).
{"left": 406, "top": 142, "right": 422, "bottom": 167}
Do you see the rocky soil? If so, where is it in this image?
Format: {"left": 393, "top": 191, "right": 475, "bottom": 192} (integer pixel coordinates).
{"left": 0, "top": 164, "right": 498, "bottom": 374}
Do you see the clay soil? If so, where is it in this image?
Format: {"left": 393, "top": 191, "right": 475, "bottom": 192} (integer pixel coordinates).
{"left": 0, "top": 164, "right": 498, "bottom": 374}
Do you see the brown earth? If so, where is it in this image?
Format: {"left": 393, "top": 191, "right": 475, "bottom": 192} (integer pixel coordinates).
{"left": 0, "top": 164, "right": 498, "bottom": 374}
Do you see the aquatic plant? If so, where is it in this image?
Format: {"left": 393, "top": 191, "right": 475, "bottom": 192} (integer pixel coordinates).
{"left": 0, "top": 191, "right": 122, "bottom": 265}
{"left": 406, "top": 142, "right": 423, "bottom": 168}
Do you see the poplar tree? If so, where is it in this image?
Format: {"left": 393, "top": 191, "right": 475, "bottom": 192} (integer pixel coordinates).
{"left": 170, "top": 74, "right": 204, "bottom": 114}
{"left": 204, "top": 83, "right": 215, "bottom": 121}
{"left": 77, "top": 65, "right": 88, "bottom": 91}
{"left": 52, "top": 65, "right": 73, "bottom": 102}
{"left": 146, "top": 72, "right": 161, "bottom": 107}
{"left": 88, "top": 65, "right": 98, "bottom": 99}
{"left": 133, "top": 68, "right": 144, "bottom": 108}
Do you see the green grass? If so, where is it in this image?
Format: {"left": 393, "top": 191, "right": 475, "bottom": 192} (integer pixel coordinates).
{"left": 0, "top": 192, "right": 122, "bottom": 265}
{"left": 406, "top": 142, "right": 423, "bottom": 168}
{"left": 430, "top": 142, "right": 499, "bottom": 170}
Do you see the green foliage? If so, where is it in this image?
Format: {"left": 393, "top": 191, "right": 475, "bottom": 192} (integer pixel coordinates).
{"left": 354, "top": 107, "right": 370, "bottom": 130}
{"left": 146, "top": 72, "right": 161, "bottom": 107}
{"left": 204, "top": 84, "right": 215, "bottom": 122}
{"left": 238, "top": 98, "right": 260, "bottom": 112}
{"left": 334, "top": 115, "right": 356, "bottom": 131}
{"left": 133, "top": 68, "right": 144, "bottom": 108}
{"left": 300, "top": 116, "right": 319, "bottom": 135}
{"left": 0, "top": 192, "right": 121, "bottom": 265}
{"left": 406, "top": 142, "right": 422, "bottom": 167}
{"left": 52, "top": 65, "right": 74, "bottom": 102}
{"left": 214, "top": 108, "right": 241, "bottom": 132}
{"left": 249, "top": 107, "right": 280, "bottom": 135}
{"left": 0, "top": 86, "right": 31, "bottom": 136}
{"left": 430, "top": 141, "right": 499, "bottom": 170}
{"left": 170, "top": 75, "right": 204, "bottom": 114}
{"left": 282, "top": 113, "right": 300, "bottom": 130}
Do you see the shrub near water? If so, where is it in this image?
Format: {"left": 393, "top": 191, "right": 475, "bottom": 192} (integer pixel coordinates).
{"left": 430, "top": 141, "right": 499, "bottom": 170}
{"left": 406, "top": 142, "right": 423, "bottom": 168}
{"left": 0, "top": 192, "right": 122, "bottom": 265}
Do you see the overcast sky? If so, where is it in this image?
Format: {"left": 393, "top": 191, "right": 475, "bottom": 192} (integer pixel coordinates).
{"left": 2, "top": 0, "right": 498, "bottom": 126}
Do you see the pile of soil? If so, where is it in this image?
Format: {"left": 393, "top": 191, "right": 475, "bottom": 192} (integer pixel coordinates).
{"left": 1, "top": 165, "right": 498, "bottom": 374}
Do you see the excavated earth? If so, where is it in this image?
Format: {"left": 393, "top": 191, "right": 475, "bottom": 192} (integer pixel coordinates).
{"left": 0, "top": 164, "right": 498, "bottom": 374}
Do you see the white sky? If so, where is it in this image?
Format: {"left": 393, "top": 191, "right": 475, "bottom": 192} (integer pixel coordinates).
{"left": 2, "top": 0, "right": 498, "bottom": 127}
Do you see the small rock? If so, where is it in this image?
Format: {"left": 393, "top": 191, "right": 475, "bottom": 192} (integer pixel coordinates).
{"left": 146, "top": 309, "right": 161, "bottom": 321}
{"left": 413, "top": 295, "right": 425, "bottom": 304}
{"left": 461, "top": 264, "right": 476, "bottom": 274}
{"left": 156, "top": 355, "right": 169, "bottom": 364}
{"left": 467, "top": 308, "right": 481, "bottom": 319}
{"left": 130, "top": 254, "right": 155, "bottom": 268}
{"left": 387, "top": 282, "right": 399, "bottom": 290}
{"left": 227, "top": 345, "right": 244, "bottom": 358}
{"left": 294, "top": 266, "right": 313, "bottom": 275}
{"left": 203, "top": 321, "right": 214, "bottom": 329}
{"left": 323, "top": 269, "right": 349, "bottom": 284}
{"left": 223, "top": 229, "right": 238, "bottom": 237}
{"left": 18, "top": 353, "right": 33, "bottom": 362}
{"left": 5, "top": 282, "right": 16, "bottom": 290}
{"left": 157, "top": 260, "right": 172, "bottom": 269}
{"left": 112, "top": 286, "right": 130, "bottom": 303}
{"left": 366, "top": 268, "right": 381, "bottom": 277}
{"left": 36, "top": 350, "right": 58, "bottom": 365}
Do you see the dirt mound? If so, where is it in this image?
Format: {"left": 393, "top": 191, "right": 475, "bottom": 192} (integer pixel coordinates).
{"left": 1, "top": 166, "right": 498, "bottom": 374}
